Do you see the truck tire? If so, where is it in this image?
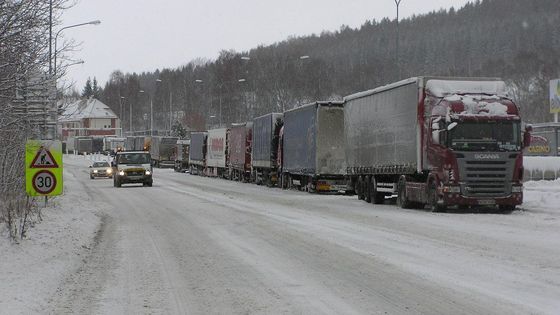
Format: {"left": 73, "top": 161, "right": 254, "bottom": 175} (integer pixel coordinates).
{"left": 428, "top": 181, "right": 446, "bottom": 212}
{"left": 115, "top": 177, "right": 122, "bottom": 188}
{"left": 371, "top": 176, "right": 385, "bottom": 204}
{"left": 364, "top": 176, "right": 372, "bottom": 203}
{"left": 397, "top": 176, "right": 412, "bottom": 209}
{"left": 357, "top": 176, "right": 364, "bottom": 200}
{"left": 498, "top": 205, "right": 515, "bottom": 213}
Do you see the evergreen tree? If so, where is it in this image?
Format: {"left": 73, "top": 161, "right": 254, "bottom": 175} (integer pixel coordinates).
{"left": 92, "top": 77, "right": 101, "bottom": 98}
{"left": 81, "top": 77, "right": 93, "bottom": 98}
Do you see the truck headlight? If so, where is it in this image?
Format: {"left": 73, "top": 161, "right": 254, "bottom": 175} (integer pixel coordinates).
{"left": 145, "top": 170, "right": 151, "bottom": 175}
{"left": 119, "top": 170, "right": 125, "bottom": 176}
{"left": 93, "top": 170, "right": 98, "bottom": 173}
{"left": 443, "top": 186, "right": 461, "bottom": 193}
{"left": 512, "top": 185, "right": 522, "bottom": 193}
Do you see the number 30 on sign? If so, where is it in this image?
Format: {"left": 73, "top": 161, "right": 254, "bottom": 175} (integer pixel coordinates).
{"left": 26, "top": 140, "right": 63, "bottom": 196}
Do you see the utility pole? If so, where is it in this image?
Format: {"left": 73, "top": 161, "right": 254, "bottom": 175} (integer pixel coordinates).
{"left": 394, "top": 0, "right": 403, "bottom": 80}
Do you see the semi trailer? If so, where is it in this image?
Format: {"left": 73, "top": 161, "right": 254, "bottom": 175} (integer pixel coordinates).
{"left": 228, "top": 122, "right": 252, "bottom": 182}
{"left": 344, "top": 77, "right": 530, "bottom": 211}
{"left": 279, "top": 101, "right": 347, "bottom": 193}
{"left": 189, "top": 131, "right": 207, "bottom": 175}
{"left": 252, "top": 113, "right": 283, "bottom": 186}
{"left": 174, "top": 139, "right": 190, "bottom": 172}
{"left": 150, "top": 136, "right": 179, "bottom": 168}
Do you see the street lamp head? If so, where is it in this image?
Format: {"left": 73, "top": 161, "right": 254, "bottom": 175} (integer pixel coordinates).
{"left": 299, "top": 55, "right": 310, "bottom": 60}
{"left": 241, "top": 56, "right": 251, "bottom": 60}
{"left": 195, "top": 79, "right": 203, "bottom": 83}
{"left": 120, "top": 96, "right": 125, "bottom": 99}
{"left": 156, "top": 79, "right": 162, "bottom": 82}
{"left": 209, "top": 115, "right": 216, "bottom": 118}
{"left": 139, "top": 90, "right": 145, "bottom": 93}
{"left": 238, "top": 78, "right": 246, "bottom": 82}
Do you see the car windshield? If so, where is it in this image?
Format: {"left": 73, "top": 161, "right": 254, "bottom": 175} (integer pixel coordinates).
{"left": 117, "top": 153, "right": 151, "bottom": 164}
{"left": 447, "top": 121, "right": 521, "bottom": 152}
{"left": 93, "top": 162, "right": 109, "bottom": 167}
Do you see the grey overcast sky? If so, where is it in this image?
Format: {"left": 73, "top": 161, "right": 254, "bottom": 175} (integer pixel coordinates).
{"left": 61, "top": 0, "right": 473, "bottom": 90}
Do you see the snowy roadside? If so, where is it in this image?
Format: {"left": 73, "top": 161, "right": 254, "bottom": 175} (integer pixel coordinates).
{"left": 523, "top": 178, "right": 560, "bottom": 215}
{"left": 0, "top": 155, "right": 107, "bottom": 314}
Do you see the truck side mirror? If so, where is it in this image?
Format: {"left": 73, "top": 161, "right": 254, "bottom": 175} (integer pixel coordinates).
{"left": 432, "top": 130, "right": 440, "bottom": 145}
{"left": 523, "top": 125, "right": 532, "bottom": 148}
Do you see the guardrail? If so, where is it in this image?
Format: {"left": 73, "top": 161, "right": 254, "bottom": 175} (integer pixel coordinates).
{"left": 523, "top": 156, "right": 560, "bottom": 181}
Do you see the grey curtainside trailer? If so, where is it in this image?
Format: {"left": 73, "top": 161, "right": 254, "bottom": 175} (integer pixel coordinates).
{"left": 252, "top": 113, "right": 283, "bottom": 186}
{"left": 150, "top": 136, "right": 179, "bottom": 168}
{"left": 188, "top": 132, "right": 207, "bottom": 175}
{"left": 280, "top": 101, "right": 347, "bottom": 193}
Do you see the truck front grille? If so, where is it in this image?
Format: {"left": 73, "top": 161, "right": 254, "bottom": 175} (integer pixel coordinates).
{"left": 457, "top": 154, "right": 515, "bottom": 197}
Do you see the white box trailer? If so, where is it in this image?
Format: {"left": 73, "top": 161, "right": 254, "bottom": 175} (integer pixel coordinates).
{"left": 206, "top": 128, "right": 229, "bottom": 177}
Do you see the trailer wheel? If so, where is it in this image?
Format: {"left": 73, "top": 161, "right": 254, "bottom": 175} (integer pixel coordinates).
{"left": 357, "top": 176, "right": 364, "bottom": 200}
{"left": 498, "top": 205, "right": 516, "bottom": 213}
{"left": 428, "top": 180, "right": 446, "bottom": 212}
{"left": 364, "top": 176, "right": 372, "bottom": 203}
{"left": 371, "top": 176, "right": 385, "bottom": 204}
{"left": 397, "top": 176, "right": 411, "bottom": 209}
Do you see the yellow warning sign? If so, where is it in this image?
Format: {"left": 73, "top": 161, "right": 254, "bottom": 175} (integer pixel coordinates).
{"left": 30, "top": 146, "right": 59, "bottom": 168}
{"left": 26, "top": 140, "right": 63, "bottom": 196}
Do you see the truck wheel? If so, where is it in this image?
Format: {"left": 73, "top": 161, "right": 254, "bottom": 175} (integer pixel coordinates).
{"left": 498, "top": 205, "right": 515, "bottom": 213}
{"left": 428, "top": 181, "right": 446, "bottom": 212}
{"left": 371, "top": 177, "right": 384, "bottom": 204}
{"left": 365, "top": 176, "right": 372, "bottom": 203}
{"left": 281, "top": 174, "right": 288, "bottom": 189}
{"left": 115, "top": 178, "right": 121, "bottom": 188}
{"left": 145, "top": 181, "right": 153, "bottom": 187}
{"left": 397, "top": 177, "right": 411, "bottom": 209}
{"left": 357, "top": 176, "right": 364, "bottom": 200}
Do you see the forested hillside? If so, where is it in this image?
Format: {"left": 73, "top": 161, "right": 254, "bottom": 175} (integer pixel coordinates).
{"left": 100, "top": 0, "right": 560, "bottom": 132}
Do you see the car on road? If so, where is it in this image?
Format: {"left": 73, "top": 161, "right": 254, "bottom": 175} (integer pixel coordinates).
{"left": 112, "top": 151, "right": 153, "bottom": 187}
{"left": 89, "top": 161, "right": 112, "bottom": 179}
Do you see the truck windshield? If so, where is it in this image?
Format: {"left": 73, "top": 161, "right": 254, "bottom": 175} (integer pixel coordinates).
{"left": 117, "top": 153, "right": 151, "bottom": 164}
{"left": 447, "top": 121, "right": 520, "bottom": 152}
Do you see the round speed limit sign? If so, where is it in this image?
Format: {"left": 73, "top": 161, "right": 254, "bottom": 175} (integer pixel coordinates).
{"left": 32, "top": 170, "right": 57, "bottom": 194}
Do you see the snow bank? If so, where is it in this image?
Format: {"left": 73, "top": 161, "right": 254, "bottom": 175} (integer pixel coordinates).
{"left": 0, "top": 155, "right": 102, "bottom": 313}
{"left": 523, "top": 179, "right": 560, "bottom": 214}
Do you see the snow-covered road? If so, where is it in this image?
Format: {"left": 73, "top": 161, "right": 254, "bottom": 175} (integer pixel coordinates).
{"left": 4, "top": 154, "right": 560, "bottom": 314}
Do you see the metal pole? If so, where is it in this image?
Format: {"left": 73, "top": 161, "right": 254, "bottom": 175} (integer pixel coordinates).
{"left": 150, "top": 97, "right": 153, "bottom": 136}
{"left": 49, "top": 0, "right": 52, "bottom": 75}
{"left": 129, "top": 103, "right": 132, "bottom": 133}
{"left": 395, "top": 0, "right": 402, "bottom": 79}
{"left": 169, "top": 90, "right": 172, "bottom": 134}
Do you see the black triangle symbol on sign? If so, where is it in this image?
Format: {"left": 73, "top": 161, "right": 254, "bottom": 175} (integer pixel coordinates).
{"left": 30, "top": 146, "right": 59, "bottom": 168}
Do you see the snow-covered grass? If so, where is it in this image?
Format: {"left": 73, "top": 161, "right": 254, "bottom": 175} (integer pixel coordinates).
{"left": 0, "top": 155, "right": 104, "bottom": 314}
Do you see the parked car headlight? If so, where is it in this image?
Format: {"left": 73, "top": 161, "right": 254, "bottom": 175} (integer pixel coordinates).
{"left": 107, "top": 168, "right": 112, "bottom": 174}
{"left": 145, "top": 170, "right": 151, "bottom": 175}
{"left": 93, "top": 169, "right": 98, "bottom": 173}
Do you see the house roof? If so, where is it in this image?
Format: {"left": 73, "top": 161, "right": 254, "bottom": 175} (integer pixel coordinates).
{"left": 59, "top": 97, "right": 117, "bottom": 122}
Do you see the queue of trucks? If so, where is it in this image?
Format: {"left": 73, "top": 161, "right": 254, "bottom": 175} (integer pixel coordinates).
{"left": 83, "top": 76, "right": 530, "bottom": 211}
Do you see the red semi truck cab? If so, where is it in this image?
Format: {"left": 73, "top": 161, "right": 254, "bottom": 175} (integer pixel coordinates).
{"left": 424, "top": 80, "right": 529, "bottom": 210}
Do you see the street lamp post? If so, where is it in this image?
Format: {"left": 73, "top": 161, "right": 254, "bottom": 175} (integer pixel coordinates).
{"left": 119, "top": 96, "right": 125, "bottom": 136}
{"left": 394, "top": 0, "right": 402, "bottom": 79}
{"left": 50, "top": 19, "right": 99, "bottom": 140}
{"left": 139, "top": 89, "right": 153, "bottom": 136}
{"left": 156, "top": 78, "right": 174, "bottom": 135}
{"left": 53, "top": 20, "right": 101, "bottom": 76}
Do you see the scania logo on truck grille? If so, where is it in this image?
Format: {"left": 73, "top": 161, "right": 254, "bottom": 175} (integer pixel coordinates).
{"left": 474, "top": 154, "right": 500, "bottom": 159}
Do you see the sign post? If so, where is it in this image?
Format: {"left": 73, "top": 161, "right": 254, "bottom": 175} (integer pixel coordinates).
{"left": 550, "top": 79, "right": 560, "bottom": 123}
{"left": 26, "top": 140, "right": 63, "bottom": 197}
